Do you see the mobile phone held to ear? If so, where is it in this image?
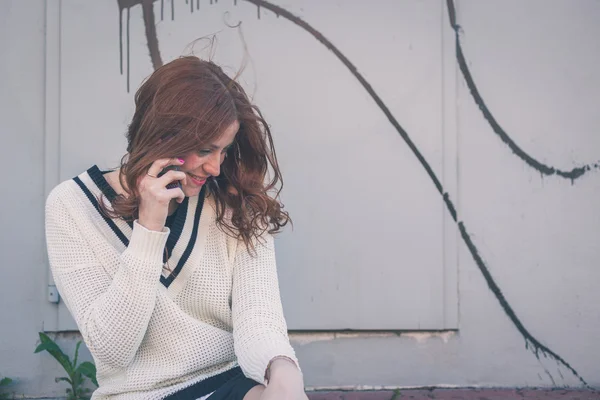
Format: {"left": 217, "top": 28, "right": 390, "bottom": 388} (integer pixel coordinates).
{"left": 158, "top": 165, "right": 183, "bottom": 190}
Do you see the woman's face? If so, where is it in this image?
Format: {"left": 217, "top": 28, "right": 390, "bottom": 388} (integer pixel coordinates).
{"left": 178, "top": 120, "right": 239, "bottom": 198}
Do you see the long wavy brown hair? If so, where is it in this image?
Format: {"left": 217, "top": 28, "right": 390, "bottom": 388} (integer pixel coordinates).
{"left": 101, "top": 56, "right": 290, "bottom": 250}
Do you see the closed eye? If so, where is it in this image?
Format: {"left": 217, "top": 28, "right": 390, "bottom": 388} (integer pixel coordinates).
{"left": 197, "top": 143, "right": 234, "bottom": 157}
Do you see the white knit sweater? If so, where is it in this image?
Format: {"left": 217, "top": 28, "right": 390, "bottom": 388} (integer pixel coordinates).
{"left": 45, "top": 166, "right": 298, "bottom": 399}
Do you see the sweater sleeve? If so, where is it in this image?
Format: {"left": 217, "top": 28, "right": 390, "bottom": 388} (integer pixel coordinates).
{"left": 45, "top": 189, "right": 168, "bottom": 369}
{"left": 231, "top": 233, "right": 299, "bottom": 384}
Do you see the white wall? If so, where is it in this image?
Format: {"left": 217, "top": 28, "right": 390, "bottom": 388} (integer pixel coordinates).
{"left": 0, "top": 0, "right": 94, "bottom": 396}
{"left": 54, "top": 0, "right": 459, "bottom": 332}
{"left": 0, "top": 0, "right": 598, "bottom": 397}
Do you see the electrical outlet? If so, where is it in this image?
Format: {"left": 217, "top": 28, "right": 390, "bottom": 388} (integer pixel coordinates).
{"left": 48, "top": 285, "right": 60, "bottom": 304}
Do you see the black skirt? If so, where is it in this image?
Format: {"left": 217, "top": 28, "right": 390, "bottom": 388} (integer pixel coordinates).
{"left": 164, "top": 367, "right": 260, "bottom": 400}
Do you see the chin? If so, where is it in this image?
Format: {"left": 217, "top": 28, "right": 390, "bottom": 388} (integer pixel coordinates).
{"left": 183, "top": 186, "right": 203, "bottom": 198}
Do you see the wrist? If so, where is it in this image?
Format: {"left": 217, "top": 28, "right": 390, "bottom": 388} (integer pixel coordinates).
{"left": 126, "top": 221, "right": 170, "bottom": 263}
{"left": 137, "top": 215, "right": 164, "bottom": 232}
{"left": 265, "top": 357, "right": 301, "bottom": 384}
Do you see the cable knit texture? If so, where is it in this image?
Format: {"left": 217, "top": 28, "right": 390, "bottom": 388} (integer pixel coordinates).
{"left": 45, "top": 168, "right": 298, "bottom": 399}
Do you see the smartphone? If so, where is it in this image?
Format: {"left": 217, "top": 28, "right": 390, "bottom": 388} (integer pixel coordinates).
{"left": 158, "top": 165, "right": 183, "bottom": 190}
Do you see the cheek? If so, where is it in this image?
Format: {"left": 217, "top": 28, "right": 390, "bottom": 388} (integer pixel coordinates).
{"left": 181, "top": 154, "right": 203, "bottom": 171}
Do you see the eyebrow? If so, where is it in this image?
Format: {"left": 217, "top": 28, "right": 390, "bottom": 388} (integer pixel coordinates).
{"left": 206, "top": 142, "right": 234, "bottom": 150}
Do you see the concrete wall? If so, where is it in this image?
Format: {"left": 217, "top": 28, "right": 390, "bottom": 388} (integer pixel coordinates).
{"left": 0, "top": 0, "right": 598, "bottom": 398}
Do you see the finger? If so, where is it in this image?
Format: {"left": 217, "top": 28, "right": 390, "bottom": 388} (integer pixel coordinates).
{"left": 147, "top": 157, "right": 185, "bottom": 178}
{"left": 167, "top": 187, "right": 185, "bottom": 204}
{"left": 156, "top": 170, "right": 186, "bottom": 187}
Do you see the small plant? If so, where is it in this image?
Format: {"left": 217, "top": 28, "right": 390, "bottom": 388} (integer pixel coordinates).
{"left": 0, "top": 376, "right": 14, "bottom": 399}
{"left": 390, "top": 388, "right": 402, "bottom": 400}
{"left": 34, "top": 332, "right": 98, "bottom": 400}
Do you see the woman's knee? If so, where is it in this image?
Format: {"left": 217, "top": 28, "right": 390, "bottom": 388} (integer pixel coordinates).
{"left": 242, "top": 384, "right": 265, "bottom": 400}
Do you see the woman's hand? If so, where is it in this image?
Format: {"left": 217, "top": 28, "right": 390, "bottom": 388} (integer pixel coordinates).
{"left": 260, "top": 359, "right": 308, "bottom": 400}
{"left": 137, "top": 158, "right": 186, "bottom": 231}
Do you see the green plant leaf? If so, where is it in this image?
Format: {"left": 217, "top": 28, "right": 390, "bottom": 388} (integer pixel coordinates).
{"left": 0, "top": 378, "right": 12, "bottom": 400}
{"left": 73, "top": 341, "right": 82, "bottom": 367}
{"left": 35, "top": 332, "right": 74, "bottom": 377}
{"left": 72, "top": 371, "right": 83, "bottom": 390}
{"left": 77, "top": 362, "right": 98, "bottom": 387}
{"left": 55, "top": 377, "right": 72, "bottom": 385}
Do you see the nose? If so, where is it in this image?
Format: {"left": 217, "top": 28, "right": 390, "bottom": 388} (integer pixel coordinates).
{"left": 203, "top": 153, "right": 221, "bottom": 177}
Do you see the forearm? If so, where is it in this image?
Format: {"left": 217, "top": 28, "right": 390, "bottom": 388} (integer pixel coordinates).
{"left": 48, "top": 213, "right": 167, "bottom": 369}
{"left": 79, "top": 245, "right": 163, "bottom": 367}
{"left": 266, "top": 357, "right": 303, "bottom": 385}
{"left": 260, "top": 358, "right": 307, "bottom": 400}
{"left": 232, "top": 233, "right": 301, "bottom": 383}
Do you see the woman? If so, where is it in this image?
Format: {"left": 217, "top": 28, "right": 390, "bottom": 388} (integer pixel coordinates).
{"left": 45, "top": 56, "right": 307, "bottom": 400}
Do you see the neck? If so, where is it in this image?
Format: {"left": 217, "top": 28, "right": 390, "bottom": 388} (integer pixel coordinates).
{"left": 104, "top": 170, "right": 126, "bottom": 195}
{"left": 168, "top": 200, "right": 179, "bottom": 215}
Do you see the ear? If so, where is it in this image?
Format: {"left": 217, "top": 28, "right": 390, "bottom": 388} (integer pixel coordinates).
{"left": 227, "top": 185, "right": 239, "bottom": 196}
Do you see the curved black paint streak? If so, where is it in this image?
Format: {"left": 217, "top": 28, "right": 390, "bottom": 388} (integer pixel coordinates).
{"left": 241, "top": 1, "right": 445, "bottom": 198}
{"left": 443, "top": 193, "right": 457, "bottom": 222}
{"left": 446, "top": 0, "right": 598, "bottom": 182}
{"left": 458, "top": 223, "right": 586, "bottom": 386}
{"left": 124, "top": 0, "right": 588, "bottom": 386}
{"left": 240, "top": 0, "right": 588, "bottom": 386}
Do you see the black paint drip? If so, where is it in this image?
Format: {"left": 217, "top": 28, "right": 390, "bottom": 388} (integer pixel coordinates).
{"left": 117, "top": 1, "right": 129, "bottom": 91}
{"left": 118, "top": 5, "right": 130, "bottom": 92}
{"left": 445, "top": 0, "right": 599, "bottom": 183}
{"left": 119, "top": 0, "right": 173, "bottom": 90}
{"left": 142, "top": 0, "right": 162, "bottom": 70}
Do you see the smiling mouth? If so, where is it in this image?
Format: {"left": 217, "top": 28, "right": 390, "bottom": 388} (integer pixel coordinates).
{"left": 187, "top": 172, "right": 207, "bottom": 184}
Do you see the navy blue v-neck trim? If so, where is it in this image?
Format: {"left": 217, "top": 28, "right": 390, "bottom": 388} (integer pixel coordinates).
{"left": 161, "top": 185, "right": 206, "bottom": 287}
{"left": 88, "top": 166, "right": 119, "bottom": 202}
{"left": 87, "top": 165, "right": 133, "bottom": 228}
{"left": 75, "top": 166, "right": 205, "bottom": 288}
{"left": 73, "top": 176, "right": 130, "bottom": 248}
{"left": 163, "top": 198, "right": 188, "bottom": 264}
